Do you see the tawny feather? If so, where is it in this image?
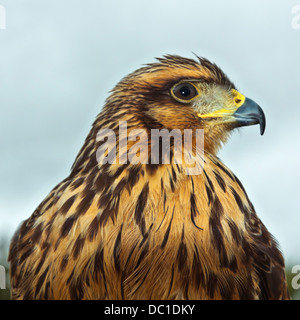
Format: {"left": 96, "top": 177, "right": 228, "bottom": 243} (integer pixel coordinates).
{"left": 9, "top": 55, "right": 289, "bottom": 300}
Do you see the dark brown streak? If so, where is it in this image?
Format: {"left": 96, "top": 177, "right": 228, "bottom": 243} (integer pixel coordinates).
{"left": 135, "top": 239, "right": 150, "bottom": 270}
{"left": 19, "top": 247, "right": 35, "bottom": 265}
{"left": 227, "top": 219, "right": 242, "bottom": 245}
{"left": 155, "top": 206, "right": 169, "bottom": 232}
{"left": 190, "top": 192, "right": 203, "bottom": 231}
{"left": 213, "top": 170, "right": 226, "bottom": 192}
{"left": 139, "top": 223, "right": 154, "bottom": 248}
{"left": 94, "top": 248, "right": 108, "bottom": 295}
{"left": 34, "top": 242, "right": 50, "bottom": 276}
{"left": 34, "top": 266, "right": 49, "bottom": 298}
{"left": 203, "top": 170, "right": 215, "bottom": 192}
{"left": 124, "top": 242, "right": 138, "bottom": 270}
{"left": 60, "top": 255, "right": 69, "bottom": 273}
{"left": 169, "top": 175, "right": 175, "bottom": 192}
{"left": 160, "top": 207, "right": 175, "bottom": 249}
{"left": 230, "top": 186, "right": 249, "bottom": 216}
{"left": 177, "top": 226, "right": 188, "bottom": 272}
{"left": 60, "top": 214, "right": 77, "bottom": 238}
{"left": 76, "top": 189, "right": 96, "bottom": 216}
{"left": 88, "top": 215, "right": 100, "bottom": 241}
{"left": 113, "top": 225, "right": 123, "bottom": 273}
{"left": 73, "top": 236, "right": 85, "bottom": 260}
{"left": 205, "top": 183, "right": 213, "bottom": 205}
{"left": 134, "top": 182, "right": 149, "bottom": 236}
{"left": 209, "top": 195, "right": 228, "bottom": 267}
{"left": 213, "top": 159, "right": 235, "bottom": 181}
{"left": 60, "top": 196, "right": 77, "bottom": 216}
{"left": 190, "top": 177, "right": 203, "bottom": 230}
{"left": 127, "top": 166, "right": 141, "bottom": 192}
{"left": 167, "top": 264, "right": 175, "bottom": 298}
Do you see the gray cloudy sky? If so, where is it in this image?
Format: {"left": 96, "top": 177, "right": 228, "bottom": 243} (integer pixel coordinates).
{"left": 0, "top": 0, "right": 299, "bottom": 265}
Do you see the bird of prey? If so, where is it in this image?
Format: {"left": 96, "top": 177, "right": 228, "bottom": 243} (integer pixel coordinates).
{"left": 9, "top": 55, "right": 289, "bottom": 300}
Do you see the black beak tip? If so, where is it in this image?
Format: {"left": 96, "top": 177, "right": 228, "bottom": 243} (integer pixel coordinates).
{"left": 259, "top": 111, "right": 266, "bottom": 136}
{"left": 233, "top": 98, "right": 266, "bottom": 136}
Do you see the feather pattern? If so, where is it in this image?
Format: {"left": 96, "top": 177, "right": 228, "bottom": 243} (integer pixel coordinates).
{"left": 9, "top": 55, "right": 289, "bottom": 299}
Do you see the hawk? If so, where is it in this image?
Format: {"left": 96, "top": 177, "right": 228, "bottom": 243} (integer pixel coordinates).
{"left": 9, "top": 55, "right": 289, "bottom": 299}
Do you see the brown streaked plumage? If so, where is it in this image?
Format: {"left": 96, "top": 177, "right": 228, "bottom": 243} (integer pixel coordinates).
{"left": 9, "top": 55, "right": 289, "bottom": 300}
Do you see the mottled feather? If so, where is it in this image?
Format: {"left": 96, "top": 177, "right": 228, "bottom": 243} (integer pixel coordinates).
{"left": 9, "top": 55, "right": 289, "bottom": 300}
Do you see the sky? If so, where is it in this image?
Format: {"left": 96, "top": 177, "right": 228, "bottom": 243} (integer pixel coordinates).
{"left": 0, "top": 0, "right": 299, "bottom": 268}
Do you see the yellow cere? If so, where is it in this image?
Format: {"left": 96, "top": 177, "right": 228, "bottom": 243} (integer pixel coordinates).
{"left": 232, "top": 89, "right": 246, "bottom": 107}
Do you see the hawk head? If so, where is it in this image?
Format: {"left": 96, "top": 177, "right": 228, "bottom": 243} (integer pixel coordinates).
{"left": 103, "top": 55, "right": 265, "bottom": 155}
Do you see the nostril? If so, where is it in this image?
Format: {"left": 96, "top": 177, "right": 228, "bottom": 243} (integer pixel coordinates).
{"left": 235, "top": 98, "right": 242, "bottom": 104}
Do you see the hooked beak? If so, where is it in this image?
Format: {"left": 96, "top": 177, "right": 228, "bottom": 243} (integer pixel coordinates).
{"left": 233, "top": 97, "right": 266, "bottom": 135}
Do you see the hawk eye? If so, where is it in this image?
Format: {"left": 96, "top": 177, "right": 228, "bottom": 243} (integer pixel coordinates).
{"left": 171, "top": 82, "right": 199, "bottom": 103}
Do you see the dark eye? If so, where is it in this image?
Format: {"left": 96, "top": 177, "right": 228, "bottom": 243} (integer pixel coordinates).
{"left": 171, "top": 83, "right": 199, "bottom": 102}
